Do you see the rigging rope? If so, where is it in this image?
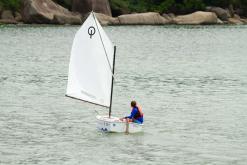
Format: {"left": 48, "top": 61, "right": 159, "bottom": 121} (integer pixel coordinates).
{"left": 92, "top": 11, "right": 115, "bottom": 79}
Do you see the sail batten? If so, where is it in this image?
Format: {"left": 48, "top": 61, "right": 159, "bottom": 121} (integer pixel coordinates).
{"left": 66, "top": 12, "right": 114, "bottom": 108}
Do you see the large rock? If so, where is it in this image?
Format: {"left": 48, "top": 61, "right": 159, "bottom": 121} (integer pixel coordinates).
{"left": 217, "top": 18, "right": 224, "bottom": 24}
{"left": 94, "top": 13, "right": 119, "bottom": 25}
{"left": 14, "top": 12, "right": 22, "bottom": 22}
{"left": 72, "top": 0, "right": 112, "bottom": 16}
{"left": 173, "top": 11, "right": 218, "bottom": 25}
{"left": 235, "top": 8, "right": 243, "bottom": 17}
{"left": 22, "top": 0, "right": 82, "bottom": 24}
{"left": 168, "top": 13, "right": 176, "bottom": 19}
{"left": 228, "top": 18, "right": 244, "bottom": 25}
{"left": 233, "top": 14, "right": 241, "bottom": 19}
{"left": 0, "top": 19, "right": 18, "bottom": 24}
{"left": 1, "top": 10, "right": 14, "bottom": 20}
{"left": 240, "top": 19, "right": 247, "bottom": 24}
{"left": 227, "top": 14, "right": 244, "bottom": 25}
{"left": 206, "top": 7, "right": 229, "bottom": 21}
{"left": 228, "top": 4, "right": 234, "bottom": 17}
{"left": 162, "top": 13, "right": 172, "bottom": 21}
{"left": 118, "top": 12, "right": 170, "bottom": 25}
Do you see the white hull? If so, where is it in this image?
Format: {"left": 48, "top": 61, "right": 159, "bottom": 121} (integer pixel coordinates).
{"left": 96, "top": 115, "right": 143, "bottom": 133}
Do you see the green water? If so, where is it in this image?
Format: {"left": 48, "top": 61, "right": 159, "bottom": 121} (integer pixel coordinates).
{"left": 0, "top": 25, "right": 247, "bottom": 164}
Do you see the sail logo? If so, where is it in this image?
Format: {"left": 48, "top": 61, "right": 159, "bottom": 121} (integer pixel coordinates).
{"left": 88, "top": 26, "right": 96, "bottom": 39}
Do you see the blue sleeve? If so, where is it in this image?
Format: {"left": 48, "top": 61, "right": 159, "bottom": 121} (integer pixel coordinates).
{"left": 126, "top": 108, "right": 138, "bottom": 119}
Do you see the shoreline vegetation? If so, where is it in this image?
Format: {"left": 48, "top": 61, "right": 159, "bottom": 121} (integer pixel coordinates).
{"left": 0, "top": 0, "right": 247, "bottom": 25}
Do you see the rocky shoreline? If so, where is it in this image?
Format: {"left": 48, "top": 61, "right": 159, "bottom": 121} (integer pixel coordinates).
{"left": 0, "top": 0, "right": 246, "bottom": 26}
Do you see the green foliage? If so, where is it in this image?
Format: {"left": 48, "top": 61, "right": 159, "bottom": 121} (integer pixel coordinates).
{"left": 129, "top": 0, "right": 205, "bottom": 14}
{"left": 184, "top": 0, "right": 205, "bottom": 11}
{"left": 174, "top": 0, "right": 205, "bottom": 14}
{"left": 203, "top": 0, "right": 241, "bottom": 7}
{"left": 110, "top": 0, "right": 206, "bottom": 14}
{"left": 0, "top": 0, "right": 20, "bottom": 11}
{"left": 240, "top": 0, "right": 247, "bottom": 16}
{"left": 159, "top": 0, "right": 176, "bottom": 12}
{"left": 110, "top": 0, "right": 129, "bottom": 10}
{"left": 0, "top": 0, "right": 247, "bottom": 16}
{"left": 128, "top": 0, "right": 149, "bottom": 12}
{"left": 110, "top": 0, "right": 130, "bottom": 16}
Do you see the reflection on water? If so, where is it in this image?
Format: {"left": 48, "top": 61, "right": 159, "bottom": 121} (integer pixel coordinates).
{"left": 0, "top": 25, "right": 247, "bottom": 164}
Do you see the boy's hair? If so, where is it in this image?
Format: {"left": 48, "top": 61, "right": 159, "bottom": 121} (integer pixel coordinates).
{"left": 131, "top": 100, "right": 136, "bottom": 107}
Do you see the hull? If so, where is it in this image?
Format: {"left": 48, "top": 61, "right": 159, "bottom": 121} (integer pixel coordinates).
{"left": 96, "top": 115, "right": 143, "bottom": 133}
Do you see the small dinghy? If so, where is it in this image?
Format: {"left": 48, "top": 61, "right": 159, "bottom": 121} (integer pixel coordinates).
{"left": 66, "top": 12, "right": 143, "bottom": 133}
{"left": 96, "top": 116, "right": 143, "bottom": 133}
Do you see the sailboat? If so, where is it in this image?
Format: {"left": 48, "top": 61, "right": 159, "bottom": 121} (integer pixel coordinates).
{"left": 66, "top": 12, "right": 143, "bottom": 133}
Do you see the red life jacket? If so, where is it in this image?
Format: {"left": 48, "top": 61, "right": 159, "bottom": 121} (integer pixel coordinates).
{"left": 133, "top": 106, "right": 143, "bottom": 120}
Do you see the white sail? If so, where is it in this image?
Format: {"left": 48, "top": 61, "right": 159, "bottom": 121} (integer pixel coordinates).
{"left": 66, "top": 12, "right": 115, "bottom": 107}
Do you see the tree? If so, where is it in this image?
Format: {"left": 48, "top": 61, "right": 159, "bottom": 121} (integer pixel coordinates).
{"left": 0, "top": 0, "right": 20, "bottom": 11}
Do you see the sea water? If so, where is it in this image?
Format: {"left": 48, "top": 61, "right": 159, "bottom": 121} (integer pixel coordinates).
{"left": 0, "top": 25, "right": 247, "bottom": 164}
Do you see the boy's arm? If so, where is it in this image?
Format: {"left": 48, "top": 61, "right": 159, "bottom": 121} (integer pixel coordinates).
{"left": 126, "top": 108, "right": 137, "bottom": 119}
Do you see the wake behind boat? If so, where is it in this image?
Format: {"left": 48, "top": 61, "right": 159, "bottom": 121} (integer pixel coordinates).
{"left": 66, "top": 12, "right": 143, "bottom": 133}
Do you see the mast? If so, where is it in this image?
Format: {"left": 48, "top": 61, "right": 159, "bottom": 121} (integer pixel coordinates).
{"left": 109, "top": 46, "right": 116, "bottom": 118}
{"left": 91, "top": 11, "right": 116, "bottom": 117}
